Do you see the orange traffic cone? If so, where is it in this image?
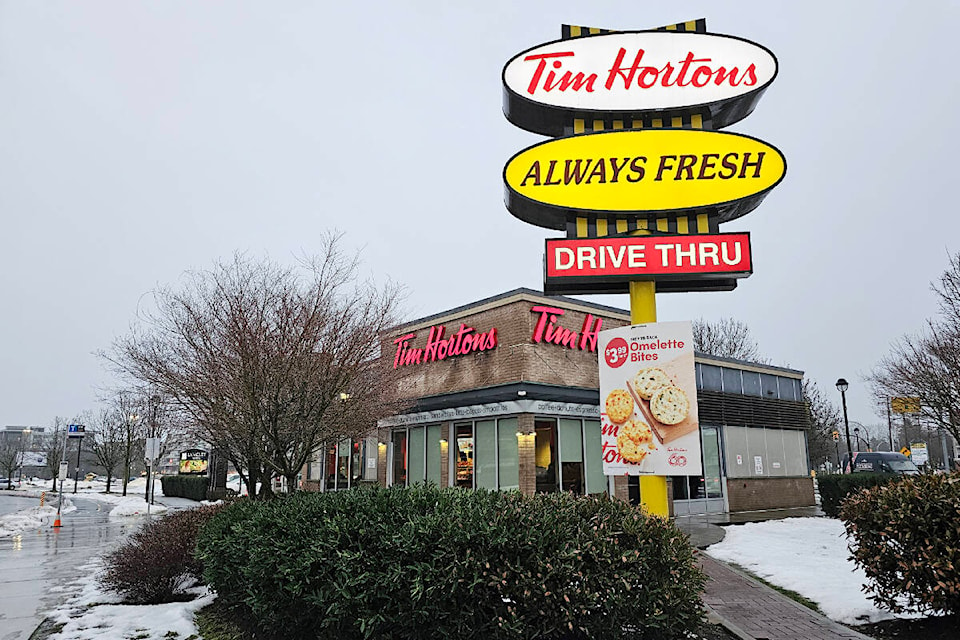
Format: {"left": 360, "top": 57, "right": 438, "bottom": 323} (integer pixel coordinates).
{"left": 53, "top": 514, "right": 62, "bottom": 528}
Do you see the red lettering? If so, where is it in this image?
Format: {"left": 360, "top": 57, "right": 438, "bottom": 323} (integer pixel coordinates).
{"left": 605, "top": 48, "right": 645, "bottom": 90}
{"left": 522, "top": 52, "right": 576, "bottom": 94}
{"left": 394, "top": 323, "right": 496, "bottom": 369}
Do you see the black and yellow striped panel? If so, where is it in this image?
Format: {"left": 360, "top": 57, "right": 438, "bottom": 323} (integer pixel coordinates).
{"left": 566, "top": 214, "right": 718, "bottom": 239}
{"left": 561, "top": 19, "right": 706, "bottom": 39}
{"left": 564, "top": 111, "right": 711, "bottom": 136}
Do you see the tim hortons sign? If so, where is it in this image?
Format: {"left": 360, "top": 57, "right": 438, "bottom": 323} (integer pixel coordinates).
{"left": 504, "top": 129, "right": 785, "bottom": 230}
{"left": 503, "top": 31, "right": 777, "bottom": 136}
{"left": 544, "top": 232, "right": 752, "bottom": 295}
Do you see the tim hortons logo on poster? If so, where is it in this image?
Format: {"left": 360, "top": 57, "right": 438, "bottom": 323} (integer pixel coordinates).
{"left": 393, "top": 323, "right": 498, "bottom": 369}
{"left": 530, "top": 305, "right": 603, "bottom": 352}
{"left": 502, "top": 31, "right": 778, "bottom": 136}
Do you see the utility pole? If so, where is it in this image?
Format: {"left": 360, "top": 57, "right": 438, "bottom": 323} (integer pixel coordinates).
{"left": 886, "top": 398, "right": 894, "bottom": 451}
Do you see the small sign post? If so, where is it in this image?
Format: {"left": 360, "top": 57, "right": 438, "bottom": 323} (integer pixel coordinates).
{"left": 67, "top": 424, "right": 85, "bottom": 494}
{"left": 54, "top": 460, "right": 69, "bottom": 528}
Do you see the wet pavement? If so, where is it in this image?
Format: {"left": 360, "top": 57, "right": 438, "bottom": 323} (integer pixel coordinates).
{"left": 0, "top": 496, "right": 139, "bottom": 640}
{"left": 0, "top": 496, "right": 42, "bottom": 517}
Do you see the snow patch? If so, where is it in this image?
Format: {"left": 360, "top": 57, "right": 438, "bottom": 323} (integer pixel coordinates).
{"left": 706, "top": 517, "right": 922, "bottom": 624}
{"left": 0, "top": 499, "right": 77, "bottom": 537}
{"left": 108, "top": 497, "right": 168, "bottom": 517}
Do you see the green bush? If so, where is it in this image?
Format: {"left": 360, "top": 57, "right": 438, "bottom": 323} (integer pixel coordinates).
{"left": 841, "top": 472, "right": 960, "bottom": 615}
{"left": 100, "top": 503, "right": 226, "bottom": 604}
{"left": 160, "top": 474, "right": 209, "bottom": 501}
{"left": 196, "top": 485, "right": 705, "bottom": 640}
{"left": 818, "top": 472, "right": 898, "bottom": 517}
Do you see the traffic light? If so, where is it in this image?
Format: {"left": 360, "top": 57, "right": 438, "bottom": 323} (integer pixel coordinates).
{"left": 832, "top": 431, "right": 840, "bottom": 441}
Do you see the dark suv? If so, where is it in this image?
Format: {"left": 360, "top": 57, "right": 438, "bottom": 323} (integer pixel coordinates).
{"left": 843, "top": 451, "right": 919, "bottom": 475}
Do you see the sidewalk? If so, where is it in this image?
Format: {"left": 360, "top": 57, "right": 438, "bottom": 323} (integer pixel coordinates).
{"left": 699, "top": 553, "right": 873, "bottom": 640}
{"left": 675, "top": 511, "right": 874, "bottom": 640}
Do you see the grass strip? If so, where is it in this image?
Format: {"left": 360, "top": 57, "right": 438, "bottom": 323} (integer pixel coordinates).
{"left": 728, "top": 562, "right": 826, "bottom": 615}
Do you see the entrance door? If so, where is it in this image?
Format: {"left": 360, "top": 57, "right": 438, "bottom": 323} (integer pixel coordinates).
{"left": 671, "top": 426, "right": 726, "bottom": 515}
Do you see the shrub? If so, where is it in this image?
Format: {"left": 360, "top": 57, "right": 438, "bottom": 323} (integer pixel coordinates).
{"left": 818, "top": 472, "right": 898, "bottom": 517}
{"left": 841, "top": 472, "right": 960, "bottom": 615}
{"left": 196, "top": 485, "right": 705, "bottom": 640}
{"left": 160, "top": 474, "right": 209, "bottom": 501}
{"left": 101, "top": 503, "right": 226, "bottom": 604}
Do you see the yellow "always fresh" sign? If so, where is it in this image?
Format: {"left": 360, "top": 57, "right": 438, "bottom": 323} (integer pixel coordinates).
{"left": 503, "top": 129, "right": 785, "bottom": 229}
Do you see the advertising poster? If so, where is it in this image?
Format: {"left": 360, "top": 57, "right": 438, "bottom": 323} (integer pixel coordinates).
{"left": 598, "top": 321, "right": 702, "bottom": 476}
{"left": 179, "top": 449, "right": 209, "bottom": 475}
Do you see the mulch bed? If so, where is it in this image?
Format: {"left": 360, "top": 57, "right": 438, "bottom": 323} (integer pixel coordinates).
{"left": 851, "top": 614, "right": 958, "bottom": 639}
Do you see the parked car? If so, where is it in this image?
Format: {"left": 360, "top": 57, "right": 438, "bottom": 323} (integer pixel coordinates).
{"left": 842, "top": 451, "right": 919, "bottom": 475}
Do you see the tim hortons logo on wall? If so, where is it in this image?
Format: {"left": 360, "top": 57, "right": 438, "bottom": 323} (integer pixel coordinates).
{"left": 531, "top": 305, "right": 603, "bottom": 352}
{"left": 393, "top": 323, "right": 498, "bottom": 369}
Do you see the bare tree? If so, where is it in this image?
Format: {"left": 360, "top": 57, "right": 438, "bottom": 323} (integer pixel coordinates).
{"left": 0, "top": 438, "right": 18, "bottom": 488}
{"left": 44, "top": 417, "right": 68, "bottom": 491}
{"left": 869, "top": 323, "right": 960, "bottom": 444}
{"left": 105, "top": 234, "right": 406, "bottom": 498}
{"left": 802, "top": 379, "right": 842, "bottom": 471}
{"left": 89, "top": 407, "right": 127, "bottom": 493}
{"left": 869, "top": 251, "right": 960, "bottom": 445}
{"left": 692, "top": 317, "right": 768, "bottom": 363}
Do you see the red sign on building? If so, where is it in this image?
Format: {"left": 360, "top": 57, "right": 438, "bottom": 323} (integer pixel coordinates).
{"left": 544, "top": 232, "right": 751, "bottom": 295}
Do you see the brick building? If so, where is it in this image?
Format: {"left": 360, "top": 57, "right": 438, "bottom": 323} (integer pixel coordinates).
{"left": 303, "top": 288, "right": 815, "bottom": 515}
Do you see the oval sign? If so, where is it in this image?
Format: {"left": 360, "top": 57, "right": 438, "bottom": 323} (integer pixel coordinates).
{"left": 503, "top": 129, "right": 786, "bottom": 230}
{"left": 503, "top": 31, "right": 777, "bottom": 136}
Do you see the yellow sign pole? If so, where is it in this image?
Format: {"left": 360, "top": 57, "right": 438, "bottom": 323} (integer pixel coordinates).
{"left": 629, "top": 280, "right": 669, "bottom": 517}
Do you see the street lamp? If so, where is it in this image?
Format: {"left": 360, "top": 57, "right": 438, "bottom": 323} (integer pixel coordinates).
{"left": 836, "top": 378, "right": 853, "bottom": 470}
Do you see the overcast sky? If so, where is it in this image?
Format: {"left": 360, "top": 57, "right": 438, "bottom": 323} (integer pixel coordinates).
{"left": 2, "top": 1, "right": 958, "bottom": 437}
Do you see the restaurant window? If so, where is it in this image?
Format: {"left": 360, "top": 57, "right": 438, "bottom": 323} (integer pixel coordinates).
{"left": 351, "top": 440, "right": 363, "bottom": 485}
{"left": 778, "top": 376, "right": 797, "bottom": 401}
{"left": 742, "top": 371, "right": 762, "bottom": 396}
{"left": 325, "top": 445, "right": 337, "bottom": 489}
{"left": 701, "top": 364, "right": 722, "bottom": 391}
{"left": 497, "top": 417, "right": 520, "bottom": 490}
{"left": 391, "top": 430, "right": 407, "bottom": 487}
{"left": 760, "top": 374, "right": 779, "bottom": 399}
{"left": 408, "top": 426, "right": 426, "bottom": 484}
{"left": 426, "top": 424, "right": 441, "bottom": 484}
{"left": 454, "top": 423, "right": 474, "bottom": 488}
{"left": 559, "top": 418, "right": 584, "bottom": 494}
{"left": 535, "top": 419, "right": 558, "bottom": 493}
{"left": 584, "top": 420, "right": 606, "bottom": 495}
{"left": 338, "top": 438, "right": 351, "bottom": 486}
{"left": 721, "top": 367, "right": 743, "bottom": 395}
{"left": 475, "top": 420, "right": 497, "bottom": 489}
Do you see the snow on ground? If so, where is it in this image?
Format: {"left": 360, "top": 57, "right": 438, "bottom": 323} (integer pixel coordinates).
{"left": 46, "top": 559, "right": 213, "bottom": 640}
{"left": 0, "top": 498, "right": 77, "bottom": 537}
{"left": 9, "top": 477, "right": 201, "bottom": 513}
{"left": 705, "top": 517, "right": 921, "bottom": 625}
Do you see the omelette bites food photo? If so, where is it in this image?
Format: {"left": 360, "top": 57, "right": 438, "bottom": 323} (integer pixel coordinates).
{"left": 605, "top": 388, "right": 634, "bottom": 424}
{"left": 650, "top": 385, "right": 690, "bottom": 425}
{"left": 633, "top": 367, "right": 672, "bottom": 400}
{"left": 616, "top": 417, "right": 656, "bottom": 463}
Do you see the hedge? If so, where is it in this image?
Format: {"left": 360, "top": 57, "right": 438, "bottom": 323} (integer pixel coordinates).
{"left": 101, "top": 503, "right": 226, "bottom": 603}
{"left": 196, "top": 485, "right": 705, "bottom": 640}
{"left": 817, "top": 472, "right": 899, "bottom": 517}
{"left": 841, "top": 472, "right": 960, "bottom": 615}
{"left": 160, "top": 474, "right": 208, "bottom": 501}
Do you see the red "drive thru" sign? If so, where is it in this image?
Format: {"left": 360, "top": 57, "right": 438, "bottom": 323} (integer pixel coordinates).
{"left": 545, "top": 232, "right": 752, "bottom": 288}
